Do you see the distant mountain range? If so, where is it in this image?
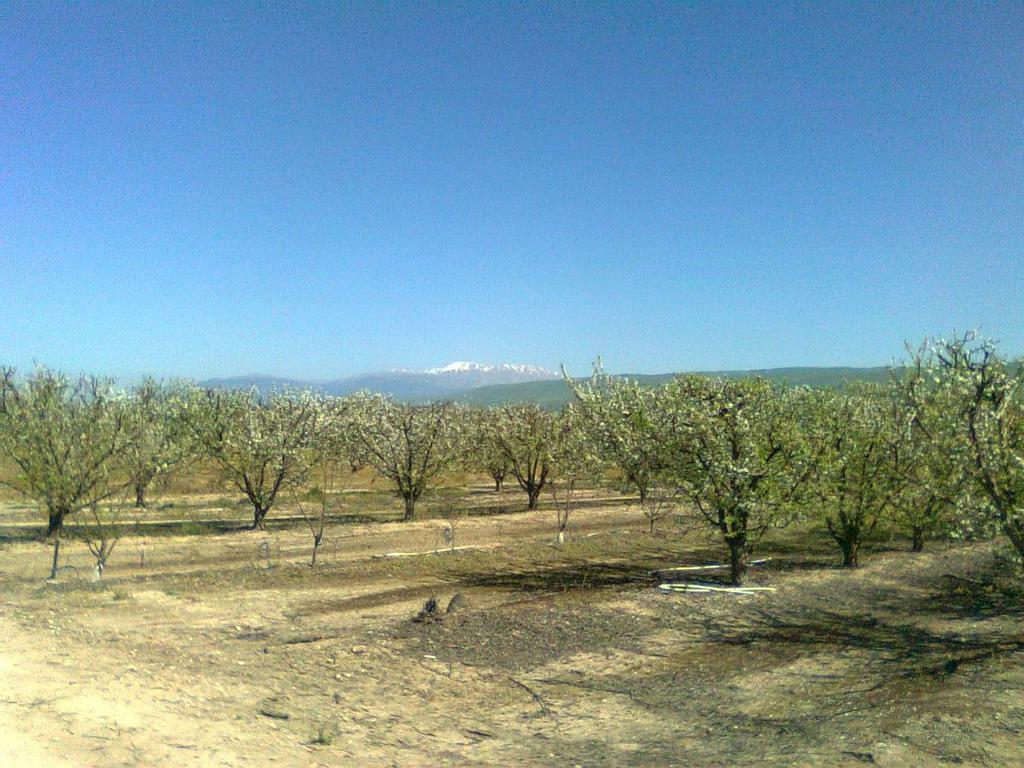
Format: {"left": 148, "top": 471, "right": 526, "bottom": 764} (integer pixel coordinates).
{"left": 458, "top": 367, "right": 893, "bottom": 408}
{"left": 199, "top": 362, "right": 559, "bottom": 401}
{"left": 199, "top": 362, "right": 893, "bottom": 406}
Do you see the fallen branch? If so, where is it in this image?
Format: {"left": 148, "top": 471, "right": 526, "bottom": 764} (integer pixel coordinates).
{"left": 281, "top": 633, "right": 343, "bottom": 645}
{"left": 508, "top": 676, "right": 552, "bottom": 717}
{"left": 258, "top": 705, "right": 290, "bottom": 720}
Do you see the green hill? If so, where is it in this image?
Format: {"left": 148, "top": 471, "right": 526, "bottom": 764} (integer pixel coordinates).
{"left": 457, "top": 367, "right": 892, "bottom": 408}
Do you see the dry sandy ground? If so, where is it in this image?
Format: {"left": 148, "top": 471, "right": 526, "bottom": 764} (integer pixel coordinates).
{"left": 1, "top": 499, "right": 1023, "bottom": 766}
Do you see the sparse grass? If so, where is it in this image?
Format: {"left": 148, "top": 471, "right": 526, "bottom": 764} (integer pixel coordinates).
{"left": 310, "top": 722, "right": 337, "bottom": 745}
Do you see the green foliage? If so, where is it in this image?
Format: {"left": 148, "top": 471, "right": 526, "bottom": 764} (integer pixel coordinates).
{"left": 660, "top": 376, "right": 811, "bottom": 584}
{"left": 0, "top": 368, "right": 133, "bottom": 579}
{"left": 460, "top": 367, "right": 893, "bottom": 408}
{"left": 802, "top": 384, "right": 905, "bottom": 566}
{"left": 889, "top": 354, "right": 972, "bottom": 550}
{"left": 922, "top": 335, "right": 1024, "bottom": 560}
{"left": 466, "top": 407, "right": 512, "bottom": 491}
{"left": 2, "top": 334, "right": 1017, "bottom": 583}
{"left": 566, "top": 361, "right": 672, "bottom": 502}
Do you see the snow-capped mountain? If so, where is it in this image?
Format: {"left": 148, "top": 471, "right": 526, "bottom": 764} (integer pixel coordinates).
{"left": 200, "top": 362, "right": 559, "bottom": 401}
{"left": 424, "top": 361, "right": 555, "bottom": 377}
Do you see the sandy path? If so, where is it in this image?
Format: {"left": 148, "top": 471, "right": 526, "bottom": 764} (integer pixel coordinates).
{"left": 0, "top": 605, "right": 314, "bottom": 767}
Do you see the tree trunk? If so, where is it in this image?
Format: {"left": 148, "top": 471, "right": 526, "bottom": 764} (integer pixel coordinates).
{"left": 251, "top": 505, "right": 268, "bottom": 530}
{"left": 637, "top": 484, "right": 647, "bottom": 503}
{"left": 727, "top": 538, "right": 747, "bottom": 585}
{"left": 1000, "top": 511, "right": 1024, "bottom": 561}
{"left": 134, "top": 481, "right": 147, "bottom": 509}
{"left": 649, "top": 517, "right": 656, "bottom": 535}
{"left": 527, "top": 486, "right": 541, "bottom": 510}
{"left": 402, "top": 496, "right": 415, "bottom": 522}
{"left": 841, "top": 540, "right": 859, "bottom": 567}
{"left": 49, "top": 527, "right": 62, "bottom": 580}
{"left": 911, "top": 526, "right": 925, "bottom": 553}
{"left": 46, "top": 507, "right": 67, "bottom": 537}
{"left": 494, "top": 476, "right": 503, "bottom": 493}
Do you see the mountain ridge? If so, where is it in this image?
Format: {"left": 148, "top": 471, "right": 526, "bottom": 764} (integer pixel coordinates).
{"left": 199, "top": 361, "right": 559, "bottom": 401}
{"left": 199, "top": 364, "right": 894, "bottom": 405}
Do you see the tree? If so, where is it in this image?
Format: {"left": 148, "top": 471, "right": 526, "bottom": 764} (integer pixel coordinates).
{"left": 638, "top": 478, "right": 683, "bottom": 535}
{"left": 294, "top": 397, "right": 358, "bottom": 565}
{"left": 71, "top": 502, "right": 125, "bottom": 578}
{"left": 489, "top": 403, "right": 559, "bottom": 510}
{"left": 547, "top": 406, "right": 601, "bottom": 543}
{"left": 297, "top": 470, "right": 331, "bottom": 567}
{"left": 348, "top": 395, "right": 461, "bottom": 521}
{"left": 0, "top": 369, "right": 131, "bottom": 578}
{"left": 123, "top": 378, "right": 193, "bottom": 508}
{"left": 565, "top": 362, "right": 668, "bottom": 502}
{"left": 804, "top": 385, "right": 905, "bottom": 567}
{"left": 179, "top": 387, "right": 321, "bottom": 530}
{"left": 467, "top": 408, "right": 512, "bottom": 492}
{"left": 889, "top": 355, "right": 969, "bottom": 551}
{"left": 662, "top": 376, "right": 810, "bottom": 584}
{"left": 925, "top": 335, "right": 1024, "bottom": 561}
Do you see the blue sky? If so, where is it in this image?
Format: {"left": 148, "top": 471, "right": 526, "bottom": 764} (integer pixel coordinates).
{"left": 1, "top": 2, "right": 1021, "bottom": 379}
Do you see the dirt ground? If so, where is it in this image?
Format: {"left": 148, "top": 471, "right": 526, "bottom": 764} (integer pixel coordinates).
{"left": 1, "top": 492, "right": 1023, "bottom": 767}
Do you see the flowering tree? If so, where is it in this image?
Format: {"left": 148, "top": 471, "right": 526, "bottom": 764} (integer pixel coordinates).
{"left": 803, "top": 385, "right": 906, "bottom": 567}
{"left": 179, "top": 387, "right": 322, "bottom": 529}
{"left": 889, "top": 354, "right": 970, "bottom": 551}
{"left": 348, "top": 394, "right": 462, "bottom": 521}
{"left": 467, "top": 407, "right": 512, "bottom": 492}
{"left": 565, "top": 362, "right": 669, "bottom": 502}
{"left": 488, "top": 403, "right": 560, "bottom": 510}
{"left": 547, "top": 405, "right": 602, "bottom": 543}
{"left": 123, "top": 378, "right": 194, "bottom": 508}
{"left": 925, "top": 335, "right": 1024, "bottom": 561}
{"left": 0, "top": 369, "right": 132, "bottom": 578}
{"left": 662, "top": 376, "right": 810, "bottom": 584}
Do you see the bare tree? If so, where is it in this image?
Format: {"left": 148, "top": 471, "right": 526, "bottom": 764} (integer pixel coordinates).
{"left": 72, "top": 502, "right": 125, "bottom": 578}
{"left": 639, "top": 481, "right": 681, "bottom": 535}
{"left": 440, "top": 504, "right": 462, "bottom": 553}
{"left": 297, "top": 464, "right": 336, "bottom": 567}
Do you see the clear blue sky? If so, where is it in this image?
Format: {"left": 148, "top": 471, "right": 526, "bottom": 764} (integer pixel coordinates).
{"left": 2, "top": 2, "right": 1021, "bottom": 379}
